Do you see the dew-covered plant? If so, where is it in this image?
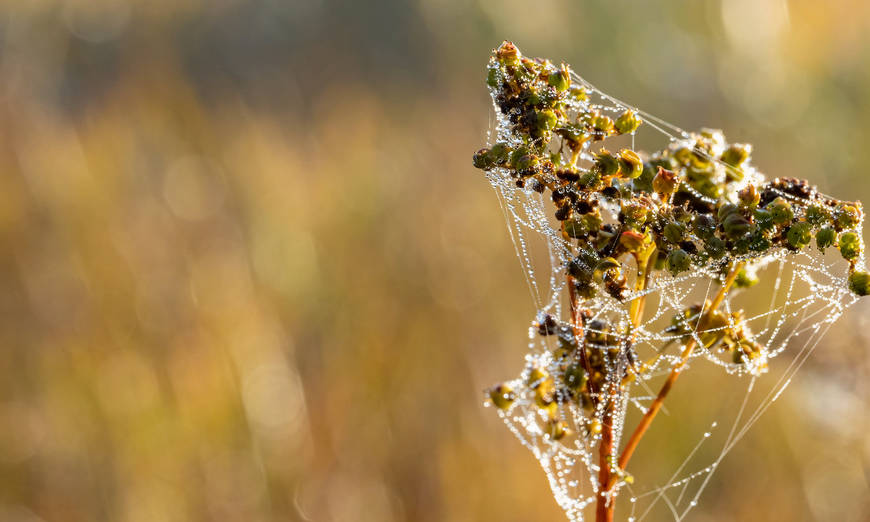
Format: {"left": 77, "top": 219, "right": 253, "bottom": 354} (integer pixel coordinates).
{"left": 473, "top": 42, "right": 867, "bottom": 522}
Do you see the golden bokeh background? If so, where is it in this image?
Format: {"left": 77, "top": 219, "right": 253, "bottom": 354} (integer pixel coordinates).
{"left": 0, "top": 1, "right": 868, "bottom": 521}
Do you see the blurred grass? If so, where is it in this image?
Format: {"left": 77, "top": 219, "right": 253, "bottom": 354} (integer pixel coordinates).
{"left": 0, "top": 0, "right": 868, "bottom": 521}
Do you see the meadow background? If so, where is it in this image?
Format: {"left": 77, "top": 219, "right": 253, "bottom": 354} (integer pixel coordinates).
{"left": 0, "top": 0, "right": 868, "bottom": 521}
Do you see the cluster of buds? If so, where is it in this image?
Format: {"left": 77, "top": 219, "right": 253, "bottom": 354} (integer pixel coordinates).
{"left": 667, "top": 303, "right": 765, "bottom": 369}
{"left": 473, "top": 41, "right": 869, "bottom": 298}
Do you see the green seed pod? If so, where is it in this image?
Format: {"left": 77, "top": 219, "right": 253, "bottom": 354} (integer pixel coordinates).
{"left": 489, "top": 142, "right": 511, "bottom": 165}
{"left": 786, "top": 222, "right": 812, "bottom": 249}
{"left": 766, "top": 197, "right": 794, "bottom": 225}
{"left": 816, "top": 226, "right": 836, "bottom": 250}
{"left": 753, "top": 208, "right": 774, "bottom": 231}
{"left": 545, "top": 418, "right": 569, "bottom": 440}
{"left": 738, "top": 185, "right": 760, "bottom": 208}
{"left": 663, "top": 223, "right": 684, "bottom": 244}
{"left": 805, "top": 205, "right": 830, "bottom": 226}
{"left": 839, "top": 232, "right": 862, "bottom": 261}
{"left": 509, "top": 145, "right": 530, "bottom": 167}
{"left": 473, "top": 148, "right": 495, "bottom": 169}
{"left": 514, "top": 153, "right": 539, "bottom": 173}
{"left": 594, "top": 149, "right": 620, "bottom": 176}
{"left": 848, "top": 271, "right": 870, "bottom": 296}
{"left": 548, "top": 67, "right": 570, "bottom": 92}
{"left": 667, "top": 248, "right": 691, "bottom": 275}
{"left": 579, "top": 170, "right": 603, "bottom": 190}
{"left": 705, "top": 236, "right": 726, "bottom": 258}
{"left": 717, "top": 203, "right": 739, "bottom": 222}
{"left": 621, "top": 201, "right": 649, "bottom": 227}
{"left": 563, "top": 363, "right": 588, "bottom": 390}
{"left": 589, "top": 112, "right": 614, "bottom": 138}
{"left": 488, "top": 384, "right": 515, "bottom": 409}
{"left": 536, "top": 110, "right": 558, "bottom": 132}
{"left": 734, "top": 267, "right": 759, "bottom": 288}
{"left": 652, "top": 166, "right": 679, "bottom": 197}
{"left": 723, "top": 213, "right": 751, "bottom": 239}
{"left": 721, "top": 143, "right": 751, "bottom": 167}
{"left": 617, "top": 149, "right": 643, "bottom": 179}
{"left": 834, "top": 203, "right": 861, "bottom": 230}
{"left": 693, "top": 214, "right": 717, "bottom": 239}
{"left": 614, "top": 109, "right": 642, "bottom": 134}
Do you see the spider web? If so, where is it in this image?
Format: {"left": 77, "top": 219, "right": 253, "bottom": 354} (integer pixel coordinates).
{"left": 482, "top": 71, "right": 865, "bottom": 521}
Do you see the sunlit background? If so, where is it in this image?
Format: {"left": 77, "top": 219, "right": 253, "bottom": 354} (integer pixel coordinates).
{"left": 0, "top": 1, "right": 868, "bottom": 521}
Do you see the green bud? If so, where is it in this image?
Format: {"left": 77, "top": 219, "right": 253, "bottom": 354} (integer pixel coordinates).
{"left": 717, "top": 203, "right": 739, "bottom": 222}
{"left": 753, "top": 208, "right": 774, "bottom": 231}
{"left": 563, "top": 363, "right": 588, "bottom": 390}
{"left": 663, "top": 223, "right": 684, "bottom": 244}
{"left": 488, "top": 143, "right": 511, "bottom": 165}
{"left": 834, "top": 203, "right": 861, "bottom": 230}
{"left": 614, "top": 109, "right": 642, "bottom": 134}
{"left": 617, "top": 149, "right": 643, "bottom": 179}
{"left": 621, "top": 201, "right": 649, "bottom": 227}
{"left": 473, "top": 148, "right": 495, "bottom": 169}
{"left": 734, "top": 267, "right": 759, "bottom": 288}
{"left": 848, "top": 271, "right": 870, "bottom": 296}
{"left": 514, "top": 153, "right": 539, "bottom": 172}
{"left": 839, "top": 232, "right": 862, "bottom": 261}
{"left": 705, "top": 236, "right": 726, "bottom": 258}
{"left": 536, "top": 110, "right": 558, "bottom": 132}
{"left": 594, "top": 149, "right": 620, "bottom": 176}
{"left": 589, "top": 112, "right": 614, "bottom": 138}
{"left": 786, "top": 222, "right": 812, "bottom": 249}
{"left": 488, "top": 384, "right": 515, "bottom": 409}
{"left": 693, "top": 214, "right": 716, "bottom": 239}
{"left": 766, "top": 197, "right": 794, "bottom": 225}
{"left": 805, "top": 205, "right": 830, "bottom": 226}
{"left": 579, "top": 170, "right": 603, "bottom": 189}
{"left": 667, "top": 249, "right": 691, "bottom": 275}
{"left": 816, "top": 227, "right": 836, "bottom": 250}
{"left": 723, "top": 213, "right": 751, "bottom": 239}
{"left": 548, "top": 67, "right": 570, "bottom": 92}
{"left": 721, "top": 143, "right": 751, "bottom": 167}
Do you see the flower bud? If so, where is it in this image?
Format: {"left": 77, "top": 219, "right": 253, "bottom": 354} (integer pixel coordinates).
{"left": 816, "top": 227, "right": 836, "bottom": 250}
{"left": 536, "top": 110, "right": 558, "bottom": 132}
{"left": 834, "top": 203, "right": 861, "bottom": 230}
{"left": 718, "top": 203, "right": 739, "bottom": 222}
{"left": 805, "top": 205, "right": 830, "bottom": 226}
{"left": 594, "top": 149, "right": 619, "bottom": 176}
{"left": 667, "top": 248, "right": 691, "bottom": 275}
{"left": 734, "top": 267, "right": 759, "bottom": 288}
{"left": 663, "top": 223, "right": 684, "bottom": 244}
{"left": 786, "top": 222, "right": 812, "bottom": 249}
{"left": 652, "top": 166, "right": 679, "bottom": 198}
{"left": 839, "top": 232, "right": 862, "bottom": 261}
{"left": 693, "top": 214, "right": 716, "bottom": 239}
{"left": 589, "top": 112, "right": 614, "bottom": 139}
{"left": 617, "top": 149, "right": 643, "bottom": 179}
{"left": 721, "top": 143, "right": 751, "bottom": 167}
{"left": 723, "top": 213, "right": 750, "bottom": 239}
{"left": 473, "top": 148, "right": 495, "bottom": 170}
{"left": 766, "top": 197, "right": 794, "bottom": 225}
{"left": 622, "top": 201, "right": 649, "bottom": 227}
{"left": 848, "top": 271, "right": 870, "bottom": 296}
{"left": 614, "top": 109, "right": 642, "bottom": 134}
{"left": 488, "top": 384, "right": 516, "bottom": 409}
{"left": 548, "top": 67, "right": 570, "bottom": 92}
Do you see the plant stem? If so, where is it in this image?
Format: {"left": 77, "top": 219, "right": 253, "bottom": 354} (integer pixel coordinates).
{"left": 595, "top": 245, "right": 655, "bottom": 522}
{"left": 615, "top": 262, "right": 745, "bottom": 474}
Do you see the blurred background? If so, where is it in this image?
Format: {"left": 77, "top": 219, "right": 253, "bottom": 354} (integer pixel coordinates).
{"left": 0, "top": 0, "right": 868, "bottom": 521}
